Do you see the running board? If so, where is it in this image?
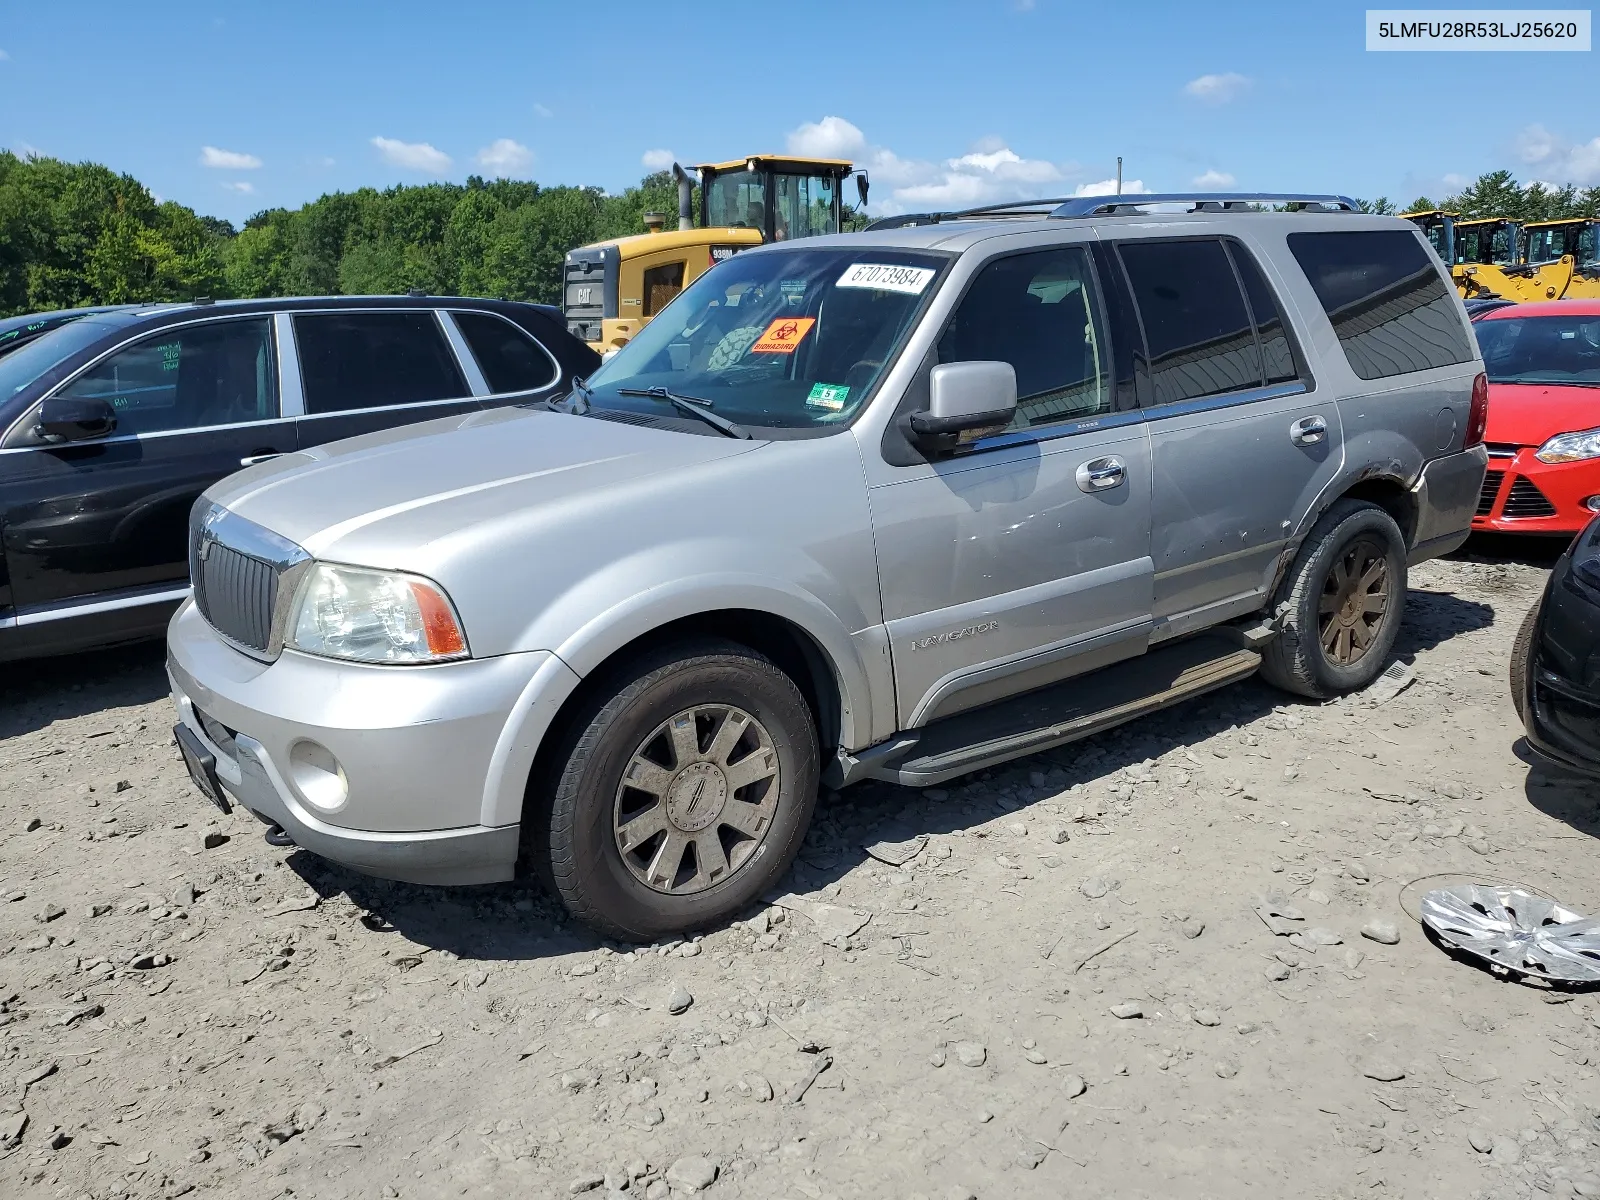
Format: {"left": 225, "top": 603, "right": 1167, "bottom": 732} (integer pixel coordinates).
{"left": 864, "top": 635, "right": 1261, "bottom": 788}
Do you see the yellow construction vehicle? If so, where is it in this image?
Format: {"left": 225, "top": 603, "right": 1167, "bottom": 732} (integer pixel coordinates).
{"left": 1513, "top": 218, "right": 1600, "bottom": 300}
{"left": 563, "top": 156, "right": 868, "bottom": 354}
{"left": 1401, "top": 209, "right": 1526, "bottom": 298}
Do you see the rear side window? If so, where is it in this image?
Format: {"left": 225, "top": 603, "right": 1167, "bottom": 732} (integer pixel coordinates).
{"left": 1118, "top": 239, "right": 1262, "bottom": 405}
{"left": 294, "top": 312, "right": 468, "bottom": 414}
{"left": 1229, "top": 247, "right": 1299, "bottom": 385}
{"left": 453, "top": 311, "right": 557, "bottom": 394}
{"left": 1288, "top": 230, "right": 1474, "bottom": 380}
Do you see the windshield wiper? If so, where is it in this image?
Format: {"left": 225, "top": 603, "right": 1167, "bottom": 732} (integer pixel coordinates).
{"left": 618, "top": 387, "right": 753, "bottom": 439}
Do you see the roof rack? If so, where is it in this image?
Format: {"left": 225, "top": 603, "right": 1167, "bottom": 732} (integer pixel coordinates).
{"left": 864, "top": 192, "right": 1362, "bottom": 231}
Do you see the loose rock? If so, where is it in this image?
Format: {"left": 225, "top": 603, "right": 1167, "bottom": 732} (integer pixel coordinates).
{"left": 664, "top": 1156, "right": 718, "bottom": 1192}
{"left": 665, "top": 982, "right": 693, "bottom": 1015}
{"left": 1110, "top": 1002, "right": 1143, "bottom": 1019}
{"left": 954, "top": 1041, "right": 987, "bottom": 1067}
{"left": 1361, "top": 919, "right": 1400, "bottom": 945}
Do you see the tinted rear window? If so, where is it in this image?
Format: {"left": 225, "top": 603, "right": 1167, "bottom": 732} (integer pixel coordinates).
{"left": 1288, "top": 230, "right": 1474, "bottom": 380}
{"left": 294, "top": 312, "right": 468, "bottom": 414}
{"left": 1118, "top": 239, "right": 1262, "bottom": 405}
{"left": 453, "top": 311, "right": 557, "bottom": 394}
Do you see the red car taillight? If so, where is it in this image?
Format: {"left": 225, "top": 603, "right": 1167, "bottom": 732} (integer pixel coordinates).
{"left": 1466, "top": 372, "right": 1488, "bottom": 448}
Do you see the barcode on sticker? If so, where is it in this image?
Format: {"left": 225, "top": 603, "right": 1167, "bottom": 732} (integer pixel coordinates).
{"left": 836, "top": 264, "right": 936, "bottom": 294}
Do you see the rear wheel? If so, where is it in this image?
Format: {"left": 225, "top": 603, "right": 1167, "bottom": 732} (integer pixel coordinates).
{"left": 1260, "top": 500, "right": 1408, "bottom": 699}
{"left": 541, "top": 641, "right": 819, "bottom": 941}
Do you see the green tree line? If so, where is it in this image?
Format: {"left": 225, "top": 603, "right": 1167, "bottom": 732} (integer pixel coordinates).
{"left": 0, "top": 149, "right": 685, "bottom": 317}
{"left": 3, "top": 151, "right": 1597, "bottom": 320}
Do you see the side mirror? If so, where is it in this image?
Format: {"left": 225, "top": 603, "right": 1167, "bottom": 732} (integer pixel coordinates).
{"left": 907, "top": 361, "right": 1016, "bottom": 447}
{"left": 856, "top": 172, "right": 870, "bottom": 208}
{"left": 37, "top": 396, "right": 117, "bottom": 443}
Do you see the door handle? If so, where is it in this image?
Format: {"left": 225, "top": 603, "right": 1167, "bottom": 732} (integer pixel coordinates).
{"left": 240, "top": 453, "right": 283, "bottom": 467}
{"left": 1076, "top": 455, "right": 1126, "bottom": 493}
{"left": 1290, "top": 415, "right": 1328, "bottom": 446}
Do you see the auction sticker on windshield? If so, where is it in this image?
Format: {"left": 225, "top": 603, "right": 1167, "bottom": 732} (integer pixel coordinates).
{"left": 806, "top": 382, "right": 850, "bottom": 410}
{"left": 751, "top": 317, "right": 816, "bottom": 354}
{"left": 836, "top": 263, "right": 936, "bottom": 294}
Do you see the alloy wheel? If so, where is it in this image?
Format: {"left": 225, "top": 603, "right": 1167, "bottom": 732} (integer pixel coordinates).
{"left": 612, "top": 704, "right": 780, "bottom": 895}
{"left": 1318, "top": 538, "right": 1391, "bottom": 666}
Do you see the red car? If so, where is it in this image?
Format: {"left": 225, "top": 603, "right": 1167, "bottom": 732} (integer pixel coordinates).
{"left": 1472, "top": 299, "right": 1600, "bottom": 535}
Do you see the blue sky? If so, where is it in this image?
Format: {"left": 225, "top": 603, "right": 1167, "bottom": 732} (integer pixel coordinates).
{"left": 3, "top": 0, "right": 1597, "bottom": 225}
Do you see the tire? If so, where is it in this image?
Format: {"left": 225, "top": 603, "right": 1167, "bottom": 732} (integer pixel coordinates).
{"left": 1260, "top": 500, "right": 1409, "bottom": 700}
{"left": 540, "top": 640, "right": 819, "bottom": 941}
{"left": 1509, "top": 595, "right": 1542, "bottom": 725}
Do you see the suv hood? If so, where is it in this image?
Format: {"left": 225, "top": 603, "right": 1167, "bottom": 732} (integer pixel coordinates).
{"left": 208, "top": 405, "right": 763, "bottom": 557}
{"left": 1485, "top": 382, "right": 1600, "bottom": 446}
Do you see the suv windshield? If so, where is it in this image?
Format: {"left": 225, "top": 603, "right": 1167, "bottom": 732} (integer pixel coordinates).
{"left": 582, "top": 248, "right": 948, "bottom": 431}
{"left": 1476, "top": 314, "right": 1600, "bottom": 386}
{"left": 0, "top": 315, "right": 126, "bottom": 404}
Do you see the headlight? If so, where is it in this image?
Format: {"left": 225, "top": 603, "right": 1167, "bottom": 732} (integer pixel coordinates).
{"left": 1535, "top": 426, "right": 1600, "bottom": 464}
{"left": 287, "top": 563, "right": 468, "bottom": 664}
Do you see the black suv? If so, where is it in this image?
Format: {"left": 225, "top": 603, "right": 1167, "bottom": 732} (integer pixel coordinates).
{"left": 0, "top": 296, "right": 599, "bottom": 662}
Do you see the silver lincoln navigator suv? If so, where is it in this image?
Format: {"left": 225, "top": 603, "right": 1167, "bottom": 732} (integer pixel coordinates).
{"left": 168, "top": 193, "right": 1489, "bottom": 939}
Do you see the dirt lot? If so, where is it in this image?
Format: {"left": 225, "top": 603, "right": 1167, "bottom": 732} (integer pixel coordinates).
{"left": 2, "top": 546, "right": 1597, "bottom": 1200}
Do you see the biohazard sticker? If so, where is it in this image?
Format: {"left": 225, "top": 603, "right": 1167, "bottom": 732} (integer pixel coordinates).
{"left": 750, "top": 317, "right": 816, "bottom": 354}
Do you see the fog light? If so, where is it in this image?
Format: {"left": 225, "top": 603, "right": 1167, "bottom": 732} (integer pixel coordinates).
{"left": 1584, "top": 496, "right": 1600, "bottom": 513}
{"left": 287, "top": 740, "right": 347, "bottom": 812}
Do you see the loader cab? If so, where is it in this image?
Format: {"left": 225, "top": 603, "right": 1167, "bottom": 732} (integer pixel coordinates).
{"left": 1403, "top": 210, "right": 1460, "bottom": 264}
{"left": 698, "top": 156, "right": 857, "bottom": 243}
{"left": 1525, "top": 220, "right": 1600, "bottom": 266}
{"left": 1455, "top": 218, "right": 1523, "bottom": 266}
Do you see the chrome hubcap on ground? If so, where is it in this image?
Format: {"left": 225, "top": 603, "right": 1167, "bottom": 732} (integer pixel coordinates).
{"left": 1319, "top": 538, "right": 1390, "bottom": 666}
{"left": 613, "top": 704, "right": 780, "bottom": 895}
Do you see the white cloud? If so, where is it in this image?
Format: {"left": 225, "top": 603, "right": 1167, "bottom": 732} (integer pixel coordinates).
{"left": 641, "top": 148, "right": 676, "bottom": 171}
{"left": 1512, "top": 123, "right": 1600, "bottom": 186}
{"left": 0, "top": 49, "right": 10, "bottom": 61}
{"left": 785, "top": 116, "right": 1079, "bottom": 213}
{"left": 1192, "top": 169, "right": 1235, "bottom": 188}
{"left": 221, "top": 181, "right": 255, "bottom": 194}
{"left": 1073, "top": 178, "right": 1149, "bottom": 197}
{"left": 1014, "top": 0, "right": 1036, "bottom": 10}
{"left": 1184, "top": 72, "right": 1250, "bottom": 104}
{"left": 371, "top": 136, "right": 452, "bottom": 175}
{"left": 533, "top": 103, "right": 553, "bottom": 119}
{"left": 475, "top": 138, "right": 532, "bottom": 176}
{"left": 200, "top": 146, "right": 261, "bottom": 170}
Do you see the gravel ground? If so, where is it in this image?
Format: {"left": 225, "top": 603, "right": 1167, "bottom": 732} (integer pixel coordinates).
{"left": 3, "top": 547, "right": 1598, "bottom": 1200}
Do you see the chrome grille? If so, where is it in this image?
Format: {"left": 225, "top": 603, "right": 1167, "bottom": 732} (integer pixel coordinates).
{"left": 1504, "top": 477, "right": 1557, "bottom": 519}
{"left": 194, "top": 542, "right": 278, "bottom": 653}
{"left": 1477, "top": 470, "right": 1504, "bottom": 517}
{"left": 188, "top": 500, "right": 310, "bottom": 659}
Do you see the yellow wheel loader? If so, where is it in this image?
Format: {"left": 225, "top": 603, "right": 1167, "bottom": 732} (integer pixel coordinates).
{"left": 1402, "top": 210, "right": 1526, "bottom": 299}
{"left": 563, "top": 156, "right": 868, "bottom": 354}
{"left": 1512, "top": 219, "right": 1600, "bottom": 301}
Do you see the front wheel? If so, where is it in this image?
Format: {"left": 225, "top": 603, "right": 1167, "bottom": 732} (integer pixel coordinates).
{"left": 1509, "top": 596, "right": 1542, "bottom": 725}
{"left": 1260, "top": 500, "right": 1409, "bottom": 700}
{"left": 541, "top": 641, "right": 819, "bottom": 941}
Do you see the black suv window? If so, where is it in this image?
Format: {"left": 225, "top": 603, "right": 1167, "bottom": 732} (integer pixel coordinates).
{"left": 294, "top": 312, "right": 468, "bottom": 414}
{"left": 453, "top": 311, "right": 556, "bottom": 394}
{"left": 1118, "top": 239, "right": 1262, "bottom": 406}
{"left": 1230, "top": 246, "right": 1300, "bottom": 386}
{"left": 1288, "top": 229, "right": 1474, "bottom": 380}
{"left": 53, "top": 318, "right": 275, "bottom": 436}
{"left": 937, "top": 247, "right": 1111, "bottom": 431}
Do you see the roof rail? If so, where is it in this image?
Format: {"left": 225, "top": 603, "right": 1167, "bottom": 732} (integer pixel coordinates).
{"left": 1050, "top": 192, "right": 1361, "bottom": 218}
{"left": 863, "top": 198, "right": 1083, "bottom": 231}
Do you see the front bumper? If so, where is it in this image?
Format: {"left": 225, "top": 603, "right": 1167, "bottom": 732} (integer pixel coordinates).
{"left": 1522, "top": 546, "right": 1600, "bottom": 779}
{"left": 166, "top": 599, "right": 558, "bottom": 886}
{"left": 1474, "top": 448, "right": 1600, "bottom": 535}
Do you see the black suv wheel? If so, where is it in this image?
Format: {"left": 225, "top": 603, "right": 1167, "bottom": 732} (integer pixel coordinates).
{"left": 538, "top": 640, "right": 819, "bottom": 941}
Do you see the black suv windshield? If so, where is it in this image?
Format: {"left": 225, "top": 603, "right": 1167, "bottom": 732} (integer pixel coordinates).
{"left": 584, "top": 248, "right": 948, "bottom": 431}
{"left": 1476, "top": 314, "right": 1600, "bottom": 386}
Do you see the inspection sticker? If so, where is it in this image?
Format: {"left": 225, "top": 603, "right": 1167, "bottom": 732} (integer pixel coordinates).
{"left": 836, "top": 263, "right": 936, "bottom": 294}
{"left": 750, "top": 317, "right": 816, "bottom": 354}
{"left": 806, "top": 382, "right": 850, "bottom": 411}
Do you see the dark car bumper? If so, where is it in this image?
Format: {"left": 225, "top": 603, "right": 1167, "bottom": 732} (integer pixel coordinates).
{"left": 1521, "top": 520, "right": 1600, "bottom": 779}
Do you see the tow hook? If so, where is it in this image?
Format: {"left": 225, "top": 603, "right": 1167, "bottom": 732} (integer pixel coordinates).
{"left": 263, "top": 823, "right": 295, "bottom": 848}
